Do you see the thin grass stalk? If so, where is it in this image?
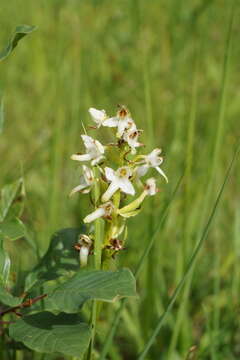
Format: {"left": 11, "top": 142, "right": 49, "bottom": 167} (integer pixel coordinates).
{"left": 209, "top": 2, "right": 235, "bottom": 352}
{"left": 143, "top": 58, "right": 157, "bottom": 336}
{"left": 137, "top": 140, "right": 240, "bottom": 359}
{"left": 232, "top": 188, "right": 240, "bottom": 297}
{"left": 99, "top": 174, "right": 184, "bottom": 360}
{"left": 168, "top": 42, "right": 200, "bottom": 357}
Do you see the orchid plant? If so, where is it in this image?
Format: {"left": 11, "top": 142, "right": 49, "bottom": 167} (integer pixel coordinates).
{"left": 71, "top": 105, "right": 168, "bottom": 268}
{"left": 0, "top": 104, "right": 168, "bottom": 360}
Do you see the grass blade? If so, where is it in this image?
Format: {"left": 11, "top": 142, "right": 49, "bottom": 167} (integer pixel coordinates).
{"left": 137, "top": 139, "right": 240, "bottom": 359}
{"left": 0, "top": 97, "right": 4, "bottom": 134}
{"left": 0, "top": 25, "right": 37, "bottom": 61}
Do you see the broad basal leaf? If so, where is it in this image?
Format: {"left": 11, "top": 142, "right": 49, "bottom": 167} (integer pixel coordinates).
{"left": 45, "top": 268, "right": 137, "bottom": 313}
{"left": 9, "top": 312, "right": 91, "bottom": 358}
{"left": 0, "top": 25, "right": 37, "bottom": 61}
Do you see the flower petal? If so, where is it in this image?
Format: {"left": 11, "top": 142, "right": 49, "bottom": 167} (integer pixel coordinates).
{"left": 91, "top": 155, "right": 105, "bottom": 166}
{"left": 103, "top": 117, "right": 118, "bottom": 127}
{"left": 105, "top": 167, "right": 116, "bottom": 182}
{"left": 95, "top": 139, "right": 105, "bottom": 154}
{"left": 80, "top": 246, "right": 90, "bottom": 267}
{"left": 71, "top": 153, "right": 92, "bottom": 162}
{"left": 117, "top": 120, "right": 128, "bottom": 137}
{"left": 101, "top": 181, "right": 120, "bottom": 202}
{"left": 81, "top": 135, "right": 94, "bottom": 149}
{"left": 118, "top": 178, "right": 135, "bottom": 195}
{"left": 88, "top": 108, "right": 106, "bottom": 123}
{"left": 145, "top": 178, "right": 158, "bottom": 195}
{"left": 84, "top": 208, "right": 105, "bottom": 223}
{"left": 156, "top": 166, "right": 168, "bottom": 183}
{"left": 136, "top": 165, "right": 149, "bottom": 177}
{"left": 82, "top": 165, "right": 94, "bottom": 184}
{"left": 70, "top": 183, "right": 88, "bottom": 196}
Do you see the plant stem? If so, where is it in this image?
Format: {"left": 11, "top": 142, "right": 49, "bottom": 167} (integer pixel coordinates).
{"left": 87, "top": 167, "right": 102, "bottom": 360}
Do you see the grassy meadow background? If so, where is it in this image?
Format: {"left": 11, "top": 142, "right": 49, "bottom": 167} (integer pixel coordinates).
{"left": 1, "top": 0, "right": 240, "bottom": 358}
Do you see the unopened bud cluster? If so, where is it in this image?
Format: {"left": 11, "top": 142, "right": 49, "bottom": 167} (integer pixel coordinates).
{"left": 70, "top": 106, "right": 168, "bottom": 266}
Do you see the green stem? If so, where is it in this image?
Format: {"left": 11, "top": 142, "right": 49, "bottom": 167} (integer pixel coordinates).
{"left": 87, "top": 167, "right": 102, "bottom": 360}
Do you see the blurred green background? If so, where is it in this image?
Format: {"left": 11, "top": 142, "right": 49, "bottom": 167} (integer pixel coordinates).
{"left": 0, "top": 0, "right": 240, "bottom": 358}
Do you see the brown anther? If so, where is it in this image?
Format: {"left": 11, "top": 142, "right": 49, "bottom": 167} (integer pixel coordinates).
{"left": 105, "top": 215, "right": 112, "bottom": 221}
{"left": 118, "top": 139, "right": 125, "bottom": 146}
{"left": 117, "top": 105, "right": 128, "bottom": 118}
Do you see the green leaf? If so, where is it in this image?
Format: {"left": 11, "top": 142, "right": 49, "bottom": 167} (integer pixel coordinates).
{"left": 0, "top": 178, "right": 24, "bottom": 222}
{"left": 0, "top": 237, "right": 11, "bottom": 285}
{"left": 9, "top": 312, "right": 91, "bottom": 357}
{"left": 0, "top": 285, "right": 22, "bottom": 307}
{"left": 0, "top": 25, "right": 37, "bottom": 61}
{"left": 0, "top": 97, "right": 4, "bottom": 134}
{"left": 0, "top": 218, "right": 26, "bottom": 241}
{"left": 45, "top": 268, "right": 137, "bottom": 313}
{"left": 24, "top": 228, "right": 85, "bottom": 291}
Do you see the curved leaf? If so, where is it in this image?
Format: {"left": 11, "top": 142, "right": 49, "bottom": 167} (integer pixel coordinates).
{"left": 0, "top": 25, "right": 37, "bottom": 61}
{"left": 9, "top": 312, "right": 91, "bottom": 357}
{"left": 45, "top": 268, "right": 137, "bottom": 313}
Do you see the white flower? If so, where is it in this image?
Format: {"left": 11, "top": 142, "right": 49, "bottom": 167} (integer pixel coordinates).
{"left": 84, "top": 201, "right": 114, "bottom": 223}
{"left": 78, "top": 234, "right": 92, "bottom": 267}
{"left": 71, "top": 135, "right": 105, "bottom": 166}
{"left": 103, "top": 106, "right": 136, "bottom": 138}
{"left": 70, "top": 165, "right": 94, "bottom": 196}
{"left": 123, "top": 125, "right": 142, "bottom": 154}
{"left": 101, "top": 166, "right": 135, "bottom": 202}
{"left": 144, "top": 178, "right": 159, "bottom": 196}
{"left": 137, "top": 148, "right": 168, "bottom": 182}
{"left": 118, "top": 177, "right": 159, "bottom": 217}
{"left": 88, "top": 107, "right": 107, "bottom": 128}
